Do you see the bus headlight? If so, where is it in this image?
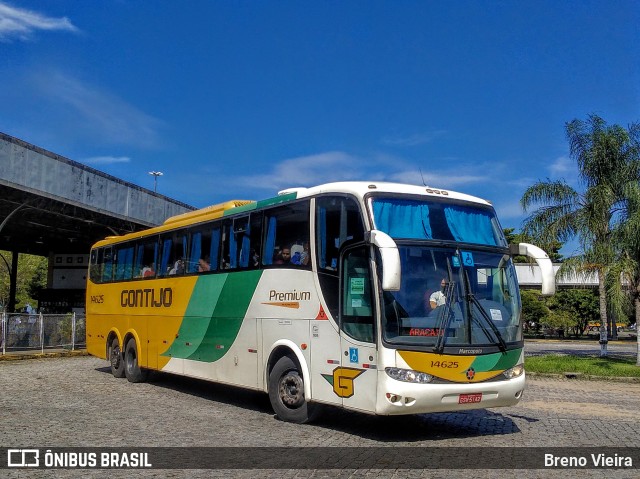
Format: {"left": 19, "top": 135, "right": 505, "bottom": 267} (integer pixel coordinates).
{"left": 502, "top": 364, "right": 524, "bottom": 379}
{"left": 385, "top": 367, "right": 433, "bottom": 384}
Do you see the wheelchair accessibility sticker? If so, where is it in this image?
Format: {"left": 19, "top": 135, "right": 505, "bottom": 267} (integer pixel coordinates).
{"left": 461, "top": 251, "right": 475, "bottom": 267}
{"left": 349, "top": 347, "right": 359, "bottom": 363}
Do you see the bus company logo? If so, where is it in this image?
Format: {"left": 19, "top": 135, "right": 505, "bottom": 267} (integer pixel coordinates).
{"left": 8, "top": 449, "right": 39, "bottom": 467}
{"left": 321, "top": 367, "right": 365, "bottom": 398}
{"left": 262, "top": 289, "right": 311, "bottom": 309}
{"left": 120, "top": 288, "right": 173, "bottom": 308}
{"left": 466, "top": 368, "right": 476, "bottom": 381}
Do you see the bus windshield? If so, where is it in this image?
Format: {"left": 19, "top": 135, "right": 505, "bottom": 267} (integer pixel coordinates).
{"left": 370, "top": 196, "right": 507, "bottom": 247}
{"left": 381, "top": 245, "right": 522, "bottom": 349}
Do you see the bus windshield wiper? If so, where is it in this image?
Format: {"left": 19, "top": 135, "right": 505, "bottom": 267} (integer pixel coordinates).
{"left": 463, "top": 270, "right": 507, "bottom": 353}
{"left": 434, "top": 259, "right": 456, "bottom": 353}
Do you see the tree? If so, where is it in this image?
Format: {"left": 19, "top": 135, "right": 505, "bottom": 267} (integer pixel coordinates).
{"left": 521, "top": 115, "right": 638, "bottom": 357}
{"left": 546, "top": 289, "right": 599, "bottom": 336}
{"left": 521, "top": 289, "right": 549, "bottom": 332}
{"left": 0, "top": 251, "right": 47, "bottom": 311}
{"left": 607, "top": 125, "right": 640, "bottom": 363}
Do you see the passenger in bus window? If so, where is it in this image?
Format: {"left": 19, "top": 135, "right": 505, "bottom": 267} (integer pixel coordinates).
{"left": 169, "top": 259, "right": 185, "bottom": 275}
{"left": 198, "top": 256, "right": 210, "bottom": 272}
{"left": 300, "top": 242, "right": 310, "bottom": 266}
{"left": 281, "top": 248, "right": 292, "bottom": 263}
{"left": 290, "top": 244, "right": 304, "bottom": 265}
{"left": 142, "top": 264, "right": 155, "bottom": 277}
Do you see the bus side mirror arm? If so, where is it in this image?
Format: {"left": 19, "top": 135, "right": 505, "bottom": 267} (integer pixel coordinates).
{"left": 510, "top": 242, "right": 556, "bottom": 296}
{"left": 366, "top": 230, "right": 401, "bottom": 291}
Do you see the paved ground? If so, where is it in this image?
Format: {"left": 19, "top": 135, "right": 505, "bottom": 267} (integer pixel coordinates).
{"left": 525, "top": 338, "right": 637, "bottom": 358}
{"left": 0, "top": 355, "right": 638, "bottom": 478}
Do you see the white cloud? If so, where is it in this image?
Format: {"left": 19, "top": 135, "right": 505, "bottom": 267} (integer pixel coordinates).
{"left": 237, "top": 151, "right": 385, "bottom": 191}
{"left": 0, "top": 1, "right": 78, "bottom": 41}
{"left": 548, "top": 156, "right": 576, "bottom": 178}
{"left": 236, "top": 151, "right": 491, "bottom": 194}
{"left": 388, "top": 169, "right": 488, "bottom": 189}
{"left": 381, "top": 130, "right": 447, "bottom": 147}
{"left": 493, "top": 200, "right": 526, "bottom": 221}
{"left": 83, "top": 156, "right": 131, "bottom": 165}
{"left": 33, "top": 72, "right": 163, "bottom": 149}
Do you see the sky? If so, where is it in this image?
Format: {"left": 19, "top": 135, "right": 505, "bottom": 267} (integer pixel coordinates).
{"left": 0, "top": 0, "right": 639, "bottom": 250}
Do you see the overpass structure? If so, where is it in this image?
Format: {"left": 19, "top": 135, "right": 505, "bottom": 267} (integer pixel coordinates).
{"left": 0, "top": 132, "right": 195, "bottom": 312}
{"left": 515, "top": 263, "right": 598, "bottom": 289}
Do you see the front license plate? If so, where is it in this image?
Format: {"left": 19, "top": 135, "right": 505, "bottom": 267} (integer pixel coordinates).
{"left": 458, "top": 393, "right": 482, "bottom": 404}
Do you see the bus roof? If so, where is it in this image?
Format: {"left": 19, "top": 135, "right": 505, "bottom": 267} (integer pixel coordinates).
{"left": 91, "top": 181, "right": 492, "bottom": 248}
{"left": 282, "top": 181, "right": 492, "bottom": 206}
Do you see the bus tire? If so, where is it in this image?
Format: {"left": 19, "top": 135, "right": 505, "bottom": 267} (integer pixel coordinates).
{"left": 124, "top": 338, "right": 148, "bottom": 383}
{"left": 109, "top": 336, "right": 125, "bottom": 378}
{"left": 268, "top": 355, "right": 316, "bottom": 423}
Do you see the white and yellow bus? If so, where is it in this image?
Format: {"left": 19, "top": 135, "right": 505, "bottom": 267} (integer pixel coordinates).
{"left": 86, "top": 181, "right": 555, "bottom": 423}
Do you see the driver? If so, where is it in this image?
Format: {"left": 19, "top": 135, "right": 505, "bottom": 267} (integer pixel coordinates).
{"left": 429, "top": 278, "right": 447, "bottom": 309}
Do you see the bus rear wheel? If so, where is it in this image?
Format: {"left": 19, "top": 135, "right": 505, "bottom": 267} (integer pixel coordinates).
{"left": 109, "top": 336, "right": 125, "bottom": 378}
{"left": 268, "top": 356, "right": 316, "bottom": 423}
{"left": 124, "top": 338, "right": 148, "bottom": 383}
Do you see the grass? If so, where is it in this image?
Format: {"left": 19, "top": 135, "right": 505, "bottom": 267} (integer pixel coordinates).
{"left": 525, "top": 354, "right": 640, "bottom": 378}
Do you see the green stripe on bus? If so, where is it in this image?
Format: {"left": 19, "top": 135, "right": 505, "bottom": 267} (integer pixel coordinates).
{"left": 256, "top": 192, "right": 297, "bottom": 209}
{"left": 221, "top": 193, "right": 298, "bottom": 217}
{"left": 188, "top": 270, "right": 262, "bottom": 362}
{"left": 161, "top": 270, "right": 263, "bottom": 362}
{"left": 223, "top": 203, "right": 257, "bottom": 216}
{"left": 492, "top": 348, "right": 522, "bottom": 370}
{"left": 469, "top": 348, "right": 520, "bottom": 372}
{"left": 161, "top": 274, "right": 228, "bottom": 359}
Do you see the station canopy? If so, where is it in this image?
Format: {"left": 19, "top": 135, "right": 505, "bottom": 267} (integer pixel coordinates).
{"left": 0, "top": 132, "right": 195, "bottom": 257}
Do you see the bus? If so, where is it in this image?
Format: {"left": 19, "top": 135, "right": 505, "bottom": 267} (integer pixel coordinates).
{"left": 86, "top": 181, "right": 555, "bottom": 423}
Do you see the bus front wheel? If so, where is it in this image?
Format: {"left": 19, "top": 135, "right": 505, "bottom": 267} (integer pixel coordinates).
{"left": 109, "top": 336, "right": 125, "bottom": 378}
{"left": 124, "top": 338, "right": 148, "bottom": 383}
{"left": 268, "top": 356, "right": 316, "bottom": 423}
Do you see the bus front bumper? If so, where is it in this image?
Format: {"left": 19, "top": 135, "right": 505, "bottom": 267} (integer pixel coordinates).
{"left": 375, "top": 371, "right": 526, "bottom": 415}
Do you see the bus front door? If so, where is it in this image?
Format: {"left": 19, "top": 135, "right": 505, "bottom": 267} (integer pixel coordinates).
{"left": 339, "top": 245, "right": 378, "bottom": 413}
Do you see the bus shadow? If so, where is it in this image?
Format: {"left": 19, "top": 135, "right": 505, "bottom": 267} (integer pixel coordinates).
{"left": 311, "top": 405, "right": 522, "bottom": 441}
{"left": 147, "top": 370, "right": 273, "bottom": 414}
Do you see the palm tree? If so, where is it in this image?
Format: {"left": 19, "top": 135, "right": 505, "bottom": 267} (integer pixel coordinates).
{"left": 521, "top": 115, "right": 637, "bottom": 357}
{"left": 608, "top": 127, "right": 640, "bottom": 363}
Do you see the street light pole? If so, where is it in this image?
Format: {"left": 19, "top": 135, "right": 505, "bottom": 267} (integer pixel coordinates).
{"left": 148, "top": 171, "right": 163, "bottom": 193}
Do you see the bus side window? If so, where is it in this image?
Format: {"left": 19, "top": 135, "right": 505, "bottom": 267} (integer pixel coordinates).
{"left": 158, "top": 237, "right": 172, "bottom": 277}
{"left": 210, "top": 225, "right": 221, "bottom": 271}
{"left": 114, "top": 244, "right": 134, "bottom": 280}
{"left": 102, "top": 247, "right": 113, "bottom": 282}
{"left": 220, "top": 219, "right": 233, "bottom": 269}
{"left": 233, "top": 216, "right": 249, "bottom": 269}
{"left": 316, "top": 196, "right": 364, "bottom": 273}
{"left": 158, "top": 232, "right": 187, "bottom": 276}
{"left": 262, "top": 201, "right": 310, "bottom": 267}
{"left": 140, "top": 239, "right": 158, "bottom": 278}
{"left": 169, "top": 232, "right": 187, "bottom": 275}
{"left": 90, "top": 249, "right": 101, "bottom": 283}
{"left": 187, "top": 228, "right": 214, "bottom": 273}
{"left": 341, "top": 246, "right": 374, "bottom": 343}
{"left": 134, "top": 244, "right": 144, "bottom": 278}
{"left": 248, "top": 212, "right": 263, "bottom": 269}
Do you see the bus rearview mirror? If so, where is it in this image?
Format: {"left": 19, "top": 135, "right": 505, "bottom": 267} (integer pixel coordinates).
{"left": 367, "top": 230, "right": 401, "bottom": 291}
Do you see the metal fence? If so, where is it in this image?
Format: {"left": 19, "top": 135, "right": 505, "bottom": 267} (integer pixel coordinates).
{"left": 0, "top": 312, "right": 86, "bottom": 355}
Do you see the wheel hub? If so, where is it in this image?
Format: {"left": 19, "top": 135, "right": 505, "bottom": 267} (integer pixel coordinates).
{"left": 279, "top": 372, "right": 304, "bottom": 408}
{"left": 110, "top": 346, "right": 121, "bottom": 369}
